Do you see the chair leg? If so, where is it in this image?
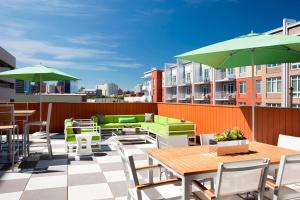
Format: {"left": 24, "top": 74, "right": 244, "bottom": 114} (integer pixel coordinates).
{"left": 46, "top": 132, "right": 53, "bottom": 159}
{"left": 11, "top": 130, "right": 14, "bottom": 172}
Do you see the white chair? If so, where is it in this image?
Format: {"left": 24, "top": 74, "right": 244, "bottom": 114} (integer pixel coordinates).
{"left": 156, "top": 135, "right": 189, "bottom": 149}
{"left": 116, "top": 142, "right": 182, "bottom": 200}
{"left": 277, "top": 134, "right": 300, "bottom": 151}
{"left": 265, "top": 154, "right": 300, "bottom": 200}
{"left": 0, "top": 104, "right": 19, "bottom": 171}
{"left": 24, "top": 103, "right": 52, "bottom": 159}
{"left": 193, "top": 158, "right": 270, "bottom": 200}
{"left": 200, "top": 133, "right": 215, "bottom": 145}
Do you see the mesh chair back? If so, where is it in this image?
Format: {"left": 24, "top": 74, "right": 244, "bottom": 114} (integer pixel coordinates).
{"left": 116, "top": 141, "right": 139, "bottom": 188}
{"left": 277, "top": 134, "right": 300, "bottom": 151}
{"left": 215, "top": 158, "right": 270, "bottom": 197}
{"left": 0, "top": 104, "right": 14, "bottom": 125}
{"left": 277, "top": 154, "right": 300, "bottom": 185}
{"left": 46, "top": 103, "right": 52, "bottom": 131}
{"left": 200, "top": 133, "right": 215, "bottom": 145}
{"left": 156, "top": 135, "right": 188, "bottom": 149}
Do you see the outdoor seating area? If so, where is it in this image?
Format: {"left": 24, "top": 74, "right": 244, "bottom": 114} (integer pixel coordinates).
{"left": 1, "top": 101, "right": 300, "bottom": 200}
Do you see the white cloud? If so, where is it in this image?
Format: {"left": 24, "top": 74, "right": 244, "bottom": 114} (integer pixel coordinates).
{"left": 0, "top": 19, "right": 143, "bottom": 71}
{"left": 0, "top": 0, "right": 115, "bottom": 17}
{"left": 66, "top": 34, "right": 120, "bottom": 48}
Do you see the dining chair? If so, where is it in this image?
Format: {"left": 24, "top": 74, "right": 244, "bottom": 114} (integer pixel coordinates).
{"left": 193, "top": 158, "right": 270, "bottom": 200}
{"left": 265, "top": 154, "right": 300, "bottom": 200}
{"left": 24, "top": 103, "right": 53, "bottom": 159}
{"left": 116, "top": 141, "right": 182, "bottom": 200}
{"left": 277, "top": 134, "right": 300, "bottom": 151}
{"left": 0, "top": 104, "right": 19, "bottom": 171}
{"left": 200, "top": 133, "right": 215, "bottom": 145}
{"left": 156, "top": 135, "right": 189, "bottom": 180}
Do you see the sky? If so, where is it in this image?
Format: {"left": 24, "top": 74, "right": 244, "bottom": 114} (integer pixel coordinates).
{"left": 0, "top": 0, "right": 300, "bottom": 90}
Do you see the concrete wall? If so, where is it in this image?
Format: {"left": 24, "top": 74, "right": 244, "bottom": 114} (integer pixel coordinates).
{"left": 15, "top": 94, "right": 85, "bottom": 103}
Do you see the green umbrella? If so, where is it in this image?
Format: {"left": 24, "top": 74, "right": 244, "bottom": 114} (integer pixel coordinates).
{"left": 0, "top": 64, "right": 80, "bottom": 127}
{"left": 176, "top": 33, "right": 300, "bottom": 141}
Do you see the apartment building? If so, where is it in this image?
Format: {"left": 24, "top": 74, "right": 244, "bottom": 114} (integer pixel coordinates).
{"left": 142, "top": 68, "right": 163, "bottom": 102}
{"left": 96, "top": 83, "right": 118, "bottom": 96}
{"left": 0, "top": 47, "right": 16, "bottom": 101}
{"left": 163, "top": 18, "right": 300, "bottom": 108}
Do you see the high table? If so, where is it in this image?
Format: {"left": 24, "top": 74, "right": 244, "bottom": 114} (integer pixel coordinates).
{"left": 14, "top": 110, "right": 36, "bottom": 157}
{"left": 147, "top": 142, "right": 299, "bottom": 200}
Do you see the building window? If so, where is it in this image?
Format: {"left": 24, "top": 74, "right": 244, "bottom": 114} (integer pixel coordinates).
{"left": 256, "top": 103, "right": 261, "bottom": 106}
{"left": 204, "top": 69, "right": 209, "bottom": 79}
{"left": 256, "top": 80, "right": 261, "bottom": 94}
{"left": 267, "top": 64, "right": 279, "bottom": 68}
{"left": 171, "top": 76, "right": 176, "bottom": 84}
{"left": 267, "top": 77, "right": 281, "bottom": 93}
{"left": 256, "top": 65, "right": 261, "bottom": 71}
{"left": 228, "top": 68, "right": 234, "bottom": 75}
{"left": 239, "top": 82, "right": 246, "bottom": 94}
{"left": 291, "top": 63, "right": 300, "bottom": 70}
{"left": 200, "top": 85, "right": 209, "bottom": 95}
{"left": 239, "top": 102, "right": 246, "bottom": 106}
{"left": 266, "top": 103, "right": 281, "bottom": 107}
{"left": 240, "top": 66, "right": 246, "bottom": 73}
{"left": 291, "top": 75, "right": 300, "bottom": 97}
{"left": 185, "top": 86, "right": 190, "bottom": 95}
{"left": 293, "top": 104, "right": 300, "bottom": 108}
{"left": 223, "top": 82, "right": 235, "bottom": 93}
{"left": 186, "top": 73, "right": 191, "bottom": 83}
{"left": 199, "top": 65, "right": 202, "bottom": 77}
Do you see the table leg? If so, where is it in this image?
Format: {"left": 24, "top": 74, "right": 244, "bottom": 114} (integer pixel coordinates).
{"left": 182, "top": 176, "right": 190, "bottom": 200}
{"left": 148, "top": 156, "right": 153, "bottom": 183}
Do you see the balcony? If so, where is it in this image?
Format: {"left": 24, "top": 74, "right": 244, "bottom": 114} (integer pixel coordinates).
{"left": 178, "top": 93, "right": 191, "bottom": 100}
{"left": 215, "top": 91, "right": 236, "bottom": 100}
{"left": 215, "top": 70, "right": 235, "bottom": 82}
{"left": 194, "top": 76, "right": 210, "bottom": 84}
{"left": 165, "top": 78, "right": 177, "bottom": 87}
{"left": 178, "top": 78, "right": 191, "bottom": 86}
{"left": 194, "top": 92, "right": 210, "bottom": 100}
{"left": 3, "top": 102, "right": 300, "bottom": 199}
{"left": 165, "top": 93, "right": 177, "bottom": 101}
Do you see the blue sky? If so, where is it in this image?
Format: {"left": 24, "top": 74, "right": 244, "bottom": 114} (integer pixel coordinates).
{"left": 0, "top": 0, "right": 299, "bottom": 90}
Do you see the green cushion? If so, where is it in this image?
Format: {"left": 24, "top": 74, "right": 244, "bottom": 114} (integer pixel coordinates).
{"left": 135, "top": 115, "right": 145, "bottom": 122}
{"left": 158, "top": 116, "right": 168, "bottom": 124}
{"left": 104, "top": 115, "right": 114, "bottom": 123}
{"left": 66, "top": 134, "right": 100, "bottom": 142}
{"left": 101, "top": 123, "right": 124, "bottom": 129}
{"left": 118, "top": 117, "right": 136, "bottom": 123}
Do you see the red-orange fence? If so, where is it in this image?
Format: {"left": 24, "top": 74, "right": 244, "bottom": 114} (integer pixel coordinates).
{"left": 11, "top": 102, "right": 300, "bottom": 145}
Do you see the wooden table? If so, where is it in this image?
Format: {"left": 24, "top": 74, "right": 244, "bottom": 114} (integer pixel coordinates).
{"left": 147, "top": 142, "right": 299, "bottom": 200}
{"left": 14, "top": 110, "right": 36, "bottom": 117}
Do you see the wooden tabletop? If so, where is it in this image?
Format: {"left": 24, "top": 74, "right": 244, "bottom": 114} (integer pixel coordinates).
{"left": 147, "top": 142, "right": 299, "bottom": 176}
{"left": 14, "top": 110, "right": 36, "bottom": 117}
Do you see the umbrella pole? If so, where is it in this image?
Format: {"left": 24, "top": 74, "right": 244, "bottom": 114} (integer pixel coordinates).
{"left": 39, "top": 75, "right": 42, "bottom": 131}
{"left": 251, "top": 49, "right": 255, "bottom": 141}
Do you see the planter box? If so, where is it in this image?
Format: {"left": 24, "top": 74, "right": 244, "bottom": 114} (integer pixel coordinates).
{"left": 209, "top": 139, "right": 249, "bottom": 156}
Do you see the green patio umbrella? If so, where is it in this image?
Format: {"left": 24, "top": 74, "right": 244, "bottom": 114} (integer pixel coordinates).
{"left": 176, "top": 33, "right": 300, "bottom": 141}
{"left": 0, "top": 65, "right": 80, "bottom": 130}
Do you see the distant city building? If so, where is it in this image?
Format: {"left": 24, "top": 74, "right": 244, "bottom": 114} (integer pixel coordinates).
{"left": 78, "top": 88, "right": 102, "bottom": 98}
{"left": 0, "top": 47, "right": 16, "bottom": 101}
{"left": 46, "top": 84, "right": 56, "bottom": 93}
{"left": 96, "top": 83, "right": 118, "bottom": 96}
{"left": 57, "top": 80, "right": 78, "bottom": 94}
{"left": 16, "top": 80, "right": 31, "bottom": 94}
{"left": 117, "top": 88, "right": 123, "bottom": 95}
{"left": 134, "top": 84, "right": 142, "bottom": 94}
{"left": 142, "top": 68, "right": 163, "bottom": 102}
{"left": 31, "top": 82, "right": 46, "bottom": 94}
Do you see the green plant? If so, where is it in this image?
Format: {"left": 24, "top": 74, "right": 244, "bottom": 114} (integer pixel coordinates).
{"left": 214, "top": 127, "right": 245, "bottom": 142}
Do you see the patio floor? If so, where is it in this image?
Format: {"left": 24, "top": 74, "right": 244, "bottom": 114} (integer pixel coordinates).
{"left": 0, "top": 133, "right": 187, "bottom": 200}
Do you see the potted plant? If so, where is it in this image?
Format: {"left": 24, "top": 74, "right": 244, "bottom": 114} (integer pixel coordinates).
{"left": 209, "top": 127, "right": 249, "bottom": 155}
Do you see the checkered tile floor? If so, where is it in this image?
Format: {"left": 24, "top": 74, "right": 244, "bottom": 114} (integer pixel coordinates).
{"left": 0, "top": 133, "right": 178, "bottom": 200}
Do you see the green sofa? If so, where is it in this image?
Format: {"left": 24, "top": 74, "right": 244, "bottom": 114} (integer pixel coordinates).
{"left": 90, "top": 114, "right": 196, "bottom": 137}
